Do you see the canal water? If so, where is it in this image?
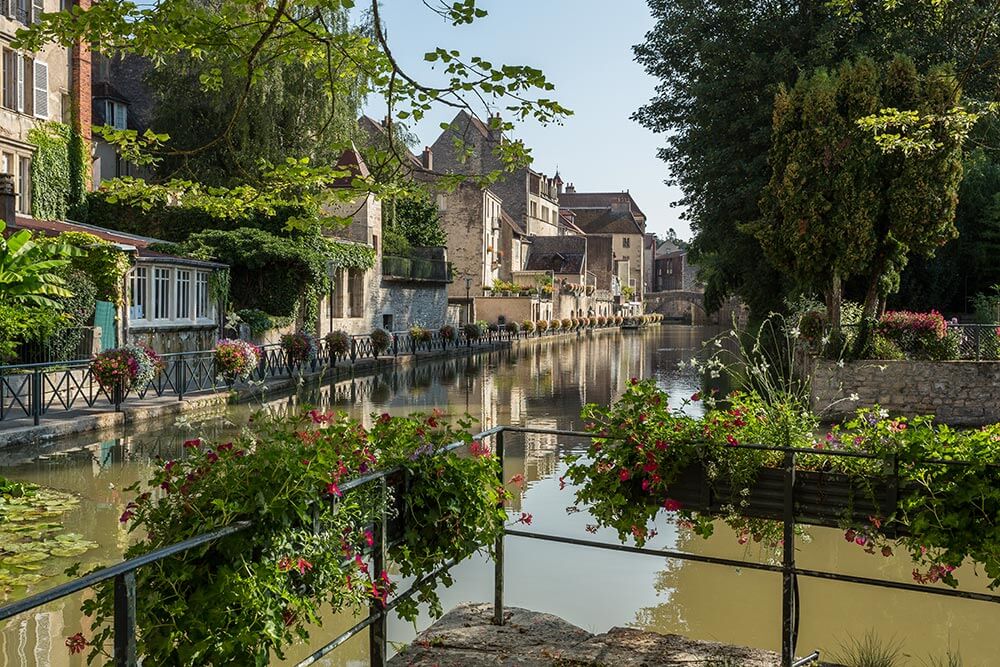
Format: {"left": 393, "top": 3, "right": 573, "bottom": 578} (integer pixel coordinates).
{"left": 1, "top": 326, "right": 997, "bottom": 665}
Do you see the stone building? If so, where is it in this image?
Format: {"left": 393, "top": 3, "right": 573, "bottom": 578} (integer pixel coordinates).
{"left": 0, "top": 0, "right": 92, "bottom": 214}
{"left": 90, "top": 53, "right": 154, "bottom": 186}
{"left": 559, "top": 186, "right": 646, "bottom": 314}
{"left": 651, "top": 239, "right": 697, "bottom": 292}
{"left": 320, "top": 147, "right": 450, "bottom": 336}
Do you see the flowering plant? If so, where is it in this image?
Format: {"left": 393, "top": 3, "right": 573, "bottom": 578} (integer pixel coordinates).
{"left": 90, "top": 344, "right": 163, "bottom": 393}
{"left": 564, "top": 378, "right": 1000, "bottom": 591}
{"left": 213, "top": 339, "right": 260, "bottom": 380}
{"left": 462, "top": 322, "right": 481, "bottom": 340}
{"left": 505, "top": 320, "right": 520, "bottom": 335}
{"left": 409, "top": 325, "right": 432, "bottom": 343}
{"left": 325, "top": 330, "right": 350, "bottom": 356}
{"left": 439, "top": 324, "right": 456, "bottom": 341}
{"left": 520, "top": 320, "right": 535, "bottom": 334}
{"left": 370, "top": 328, "right": 392, "bottom": 354}
{"left": 73, "top": 410, "right": 506, "bottom": 665}
{"left": 280, "top": 331, "right": 316, "bottom": 364}
{"left": 875, "top": 310, "right": 958, "bottom": 360}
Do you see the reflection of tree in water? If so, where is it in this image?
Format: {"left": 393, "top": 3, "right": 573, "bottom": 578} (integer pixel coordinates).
{"left": 369, "top": 377, "right": 392, "bottom": 403}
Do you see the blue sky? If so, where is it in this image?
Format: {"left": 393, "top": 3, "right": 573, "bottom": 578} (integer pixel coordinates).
{"left": 362, "top": 1, "right": 688, "bottom": 240}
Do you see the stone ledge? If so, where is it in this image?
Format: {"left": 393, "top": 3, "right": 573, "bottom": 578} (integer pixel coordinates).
{"left": 390, "top": 603, "right": 840, "bottom": 667}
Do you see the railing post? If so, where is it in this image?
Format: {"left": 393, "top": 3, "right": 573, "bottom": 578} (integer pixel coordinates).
{"left": 31, "top": 368, "right": 41, "bottom": 425}
{"left": 369, "top": 477, "right": 388, "bottom": 667}
{"left": 493, "top": 429, "right": 505, "bottom": 626}
{"left": 974, "top": 325, "right": 981, "bottom": 361}
{"left": 114, "top": 571, "right": 137, "bottom": 667}
{"left": 781, "top": 447, "right": 797, "bottom": 667}
{"left": 393, "top": 333, "right": 399, "bottom": 357}
{"left": 176, "top": 355, "right": 186, "bottom": 401}
{"left": 351, "top": 338, "right": 357, "bottom": 363}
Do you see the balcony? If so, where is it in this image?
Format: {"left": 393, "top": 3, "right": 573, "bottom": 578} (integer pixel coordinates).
{"left": 382, "top": 250, "right": 452, "bottom": 284}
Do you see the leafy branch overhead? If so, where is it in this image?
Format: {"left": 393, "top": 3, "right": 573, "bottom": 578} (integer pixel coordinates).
{"left": 15, "top": 0, "right": 571, "bottom": 217}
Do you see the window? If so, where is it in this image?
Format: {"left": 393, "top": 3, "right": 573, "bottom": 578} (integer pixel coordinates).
{"left": 30, "top": 0, "right": 41, "bottom": 24}
{"left": 530, "top": 201, "right": 537, "bottom": 218}
{"left": 2, "top": 50, "right": 37, "bottom": 115}
{"left": 195, "top": 272, "right": 210, "bottom": 318}
{"left": 622, "top": 236, "right": 631, "bottom": 249}
{"left": 17, "top": 155, "right": 29, "bottom": 213}
{"left": 333, "top": 269, "right": 345, "bottom": 318}
{"left": 0, "top": 152, "right": 10, "bottom": 175}
{"left": 372, "top": 234, "right": 378, "bottom": 254}
{"left": 105, "top": 100, "right": 127, "bottom": 130}
{"left": 348, "top": 268, "right": 364, "bottom": 317}
{"left": 175, "top": 270, "right": 191, "bottom": 320}
{"left": 153, "top": 267, "right": 171, "bottom": 319}
{"left": 130, "top": 267, "right": 148, "bottom": 320}
{"left": 15, "top": 0, "right": 27, "bottom": 25}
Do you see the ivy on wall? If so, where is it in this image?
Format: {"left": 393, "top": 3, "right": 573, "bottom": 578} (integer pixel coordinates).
{"left": 326, "top": 240, "right": 376, "bottom": 271}
{"left": 38, "top": 231, "right": 131, "bottom": 305}
{"left": 27, "top": 122, "right": 87, "bottom": 221}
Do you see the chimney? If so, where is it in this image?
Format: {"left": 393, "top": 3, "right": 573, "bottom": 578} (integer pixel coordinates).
{"left": 487, "top": 113, "right": 503, "bottom": 142}
{"left": 421, "top": 146, "right": 433, "bottom": 171}
{"left": 70, "top": 0, "right": 93, "bottom": 191}
{"left": 0, "top": 173, "right": 16, "bottom": 225}
{"left": 565, "top": 183, "right": 576, "bottom": 194}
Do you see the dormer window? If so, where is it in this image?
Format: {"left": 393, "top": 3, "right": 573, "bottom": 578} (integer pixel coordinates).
{"left": 106, "top": 100, "right": 127, "bottom": 130}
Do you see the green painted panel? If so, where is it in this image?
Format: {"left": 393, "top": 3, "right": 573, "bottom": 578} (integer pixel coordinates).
{"left": 94, "top": 301, "right": 116, "bottom": 351}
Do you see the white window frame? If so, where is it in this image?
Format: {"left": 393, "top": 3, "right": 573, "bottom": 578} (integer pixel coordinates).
{"left": 195, "top": 271, "right": 210, "bottom": 320}
{"left": 130, "top": 266, "right": 148, "bottom": 322}
{"left": 175, "top": 269, "right": 191, "bottom": 320}
{"left": 152, "top": 267, "right": 171, "bottom": 320}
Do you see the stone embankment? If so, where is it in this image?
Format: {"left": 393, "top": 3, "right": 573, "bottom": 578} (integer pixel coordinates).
{"left": 811, "top": 358, "right": 1000, "bottom": 426}
{"left": 390, "top": 603, "right": 840, "bottom": 666}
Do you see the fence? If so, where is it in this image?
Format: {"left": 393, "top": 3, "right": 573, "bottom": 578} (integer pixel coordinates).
{"left": 0, "top": 324, "right": 612, "bottom": 425}
{"left": 2, "top": 426, "right": 997, "bottom": 667}
{"left": 10, "top": 327, "right": 100, "bottom": 365}
{"left": 834, "top": 323, "right": 1000, "bottom": 360}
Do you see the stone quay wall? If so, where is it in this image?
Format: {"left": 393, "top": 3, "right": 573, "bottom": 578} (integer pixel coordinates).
{"left": 810, "top": 358, "right": 1000, "bottom": 426}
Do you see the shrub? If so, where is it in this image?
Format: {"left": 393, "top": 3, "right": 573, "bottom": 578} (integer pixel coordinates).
{"left": 614, "top": 316, "right": 624, "bottom": 325}
{"left": 562, "top": 318, "right": 573, "bottom": 330}
{"left": 536, "top": 319, "right": 548, "bottom": 332}
{"left": 439, "top": 325, "right": 456, "bottom": 341}
{"left": 462, "top": 323, "right": 481, "bottom": 340}
{"left": 214, "top": 339, "right": 261, "bottom": 380}
{"left": 876, "top": 310, "right": 958, "bottom": 360}
{"left": 487, "top": 322, "right": 500, "bottom": 333}
{"left": 505, "top": 321, "right": 520, "bottom": 335}
{"left": 280, "top": 332, "right": 316, "bottom": 363}
{"left": 549, "top": 319, "right": 562, "bottom": 331}
{"left": 91, "top": 344, "right": 163, "bottom": 392}
{"left": 236, "top": 308, "right": 293, "bottom": 338}
{"left": 324, "top": 330, "right": 350, "bottom": 356}
{"left": 520, "top": 320, "right": 535, "bottom": 334}
{"left": 370, "top": 328, "right": 392, "bottom": 354}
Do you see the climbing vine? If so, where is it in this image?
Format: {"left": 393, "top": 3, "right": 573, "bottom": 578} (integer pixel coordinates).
{"left": 28, "top": 122, "right": 88, "bottom": 221}
{"left": 208, "top": 269, "right": 230, "bottom": 318}
{"left": 38, "top": 232, "right": 131, "bottom": 305}
{"left": 326, "top": 240, "right": 376, "bottom": 271}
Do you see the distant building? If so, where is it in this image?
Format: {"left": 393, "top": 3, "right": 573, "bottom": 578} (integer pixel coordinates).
{"left": 90, "top": 53, "right": 154, "bottom": 186}
{"left": 651, "top": 239, "right": 698, "bottom": 293}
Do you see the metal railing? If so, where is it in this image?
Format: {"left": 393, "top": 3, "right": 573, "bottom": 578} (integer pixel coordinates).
{"left": 3, "top": 425, "right": 997, "bottom": 666}
{"left": 10, "top": 327, "right": 100, "bottom": 365}
{"left": 381, "top": 255, "right": 452, "bottom": 283}
{"left": 834, "top": 323, "right": 1000, "bottom": 360}
{"left": 0, "top": 324, "right": 629, "bottom": 425}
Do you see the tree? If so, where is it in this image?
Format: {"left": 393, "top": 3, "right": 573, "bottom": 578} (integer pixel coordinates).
{"left": 750, "top": 55, "right": 965, "bottom": 347}
{"left": 387, "top": 192, "right": 446, "bottom": 248}
{"left": 0, "top": 221, "right": 79, "bottom": 307}
{"left": 633, "top": 0, "right": 997, "bottom": 317}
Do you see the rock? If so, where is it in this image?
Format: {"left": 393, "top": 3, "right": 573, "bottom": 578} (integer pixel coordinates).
{"left": 389, "top": 603, "right": 842, "bottom": 667}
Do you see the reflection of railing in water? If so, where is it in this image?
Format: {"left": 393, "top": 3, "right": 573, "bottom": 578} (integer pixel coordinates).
{"left": 5, "top": 426, "right": 998, "bottom": 666}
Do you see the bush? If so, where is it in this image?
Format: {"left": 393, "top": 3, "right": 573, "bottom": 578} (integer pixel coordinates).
{"left": 871, "top": 335, "right": 906, "bottom": 360}
{"left": 562, "top": 318, "right": 573, "bottom": 330}
{"left": 505, "top": 321, "right": 520, "bottom": 335}
{"left": 236, "top": 309, "right": 292, "bottom": 338}
{"left": 487, "top": 322, "right": 500, "bottom": 333}
{"left": 597, "top": 316, "right": 607, "bottom": 327}
{"left": 439, "top": 325, "right": 456, "bottom": 341}
{"left": 536, "top": 319, "right": 548, "bottom": 332}
{"left": 549, "top": 319, "right": 562, "bottom": 331}
{"left": 877, "top": 310, "right": 958, "bottom": 360}
{"left": 370, "top": 328, "right": 392, "bottom": 354}
{"left": 280, "top": 332, "right": 316, "bottom": 363}
{"left": 409, "top": 325, "right": 431, "bottom": 343}
{"left": 325, "top": 330, "right": 350, "bottom": 356}
{"left": 214, "top": 339, "right": 261, "bottom": 379}
{"left": 520, "top": 320, "right": 535, "bottom": 334}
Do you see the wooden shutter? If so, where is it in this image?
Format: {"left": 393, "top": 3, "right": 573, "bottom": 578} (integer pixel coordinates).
{"left": 15, "top": 54, "right": 23, "bottom": 113}
{"left": 3, "top": 0, "right": 13, "bottom": 19}
{"left": 32, "top": 60, "right": 46, "bottom": 118}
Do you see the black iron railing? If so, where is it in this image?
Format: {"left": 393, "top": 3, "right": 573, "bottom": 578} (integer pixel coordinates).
{"left": 833, "top": 323, "right": 1000, "bottom": 360}
{"left": 3, "top": 426, "right": 997, "bottom": 666}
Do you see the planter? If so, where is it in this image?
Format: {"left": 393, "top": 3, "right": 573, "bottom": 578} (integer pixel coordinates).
{"left": 658, "top": 462, "right": 899, "bottom": 530}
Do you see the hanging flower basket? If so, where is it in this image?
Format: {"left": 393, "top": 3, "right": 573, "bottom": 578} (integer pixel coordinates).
{"left": 214, "top": 339, "right": 261, "bottom": 381}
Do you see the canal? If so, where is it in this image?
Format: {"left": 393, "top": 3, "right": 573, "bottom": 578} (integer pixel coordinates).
{"left": 1, "top": 325, "right": 997, "bottom": 665}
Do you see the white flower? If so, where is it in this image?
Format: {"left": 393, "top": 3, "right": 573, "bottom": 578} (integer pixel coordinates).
{"left": 849, "top": 393, "right": 859, "bottom": 402}
{"left": 714, "top": 339, "right": 723, "bottom": 348}
{"left": 710, "top": 370, "right": 720, "bottom": 379}
{"left": 821, "top": 335, "right": 830, "bottom": 346}
{"left": 837, "top": 359, "right": 845, "bottom": 368}
{"left": 788, "top": 327, "right": 801, "bottom": 339}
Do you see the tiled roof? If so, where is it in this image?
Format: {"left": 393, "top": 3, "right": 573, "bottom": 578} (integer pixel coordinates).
{"left": 8, "top": 216, "right": 226, "bottom": 268}
{"left": 331, "top": 144, "right": 372, "bottom": 187}
{"left": 524, "top": 235, "right": 586, "bottom": 274}
{"left": 559, "top": 191, "right": 647, "bottom": 221}
{"left": 357, "top": 115, "right": 422, "bottom": 167}
{"left": 566, "top": 207, "right": 644, "bottom": 235}
{"left": 558, "top": 210, "right": 585, "bottom": 236}
{"left": 500, "top": 208, "right": 526, "bottom": 235}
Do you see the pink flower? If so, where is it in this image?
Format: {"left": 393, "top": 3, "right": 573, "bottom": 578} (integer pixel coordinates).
{"left": 326, "top": 482, "right": 342, "bottom": 498}
{"left": 364, "top": 529, "right": 374, "bottom": 547}
{"left": 296, "top": 558, "right": 313, "bottom": 574}
{"left": 690, "top": 392, "right": 701, "bottom": 401}
{"left": 619, "top": 469, "right": 630, "bottom": 482}
{"left": 663, "top": 498, "right": 682, "bottom": 512}
{"left": 66, "top": 633, "right": 86, "bottom": 655}
{"left": 517, "top": 512, "right": 533, "bottom": 525}
{"left": 725, "top": 434, "right": 739, "bottom": 446}
{"left": 508, "top": 473, "right": 525, "bottom": 487}
{"left": 183, "top": 438, "right": 201, "bottom": 449}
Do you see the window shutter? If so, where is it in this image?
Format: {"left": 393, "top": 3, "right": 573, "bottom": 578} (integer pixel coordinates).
{"left": 30, "top": 0, "right": 41, "bottom": 23}
{"left": 3, "top": 0, "right": 13, "bottom": 19}
{"left": 15, "top": 55, "right": 23, "bottom": 113}
{"left": 33, "top": 61, "right": 46, "bottom": 118}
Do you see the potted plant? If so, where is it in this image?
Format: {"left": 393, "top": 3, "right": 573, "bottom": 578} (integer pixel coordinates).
{"left": 536, "top": 319, "right": 549, "bottom": 333}
{"left": 214, "top": 339, "right": 261, "bottom": 384}
{"left": 280, "top": 332, "right": 316, "bottom": 365}
{"left": 324, "top": 330, "right": 351, "bottom": 358}
{"left": 521, "top": 320, "right": 535, "bottom": 335}
{"left": 505, "top": 321, "right": 521, "bottom": 336}
{"left": 462, "top": 322, "right": 481, "bottom": 343}
{"left": 91, "top": 344, "right": 164, "bottom": 402}
{"left": 439, "top": 325, "right": 456, "bottom": 344}
{"left": 370, "top": 328, "right": 392, "bottom": 357}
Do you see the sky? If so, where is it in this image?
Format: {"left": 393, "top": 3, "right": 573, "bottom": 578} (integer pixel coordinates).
{"left": 362, "top": 0, "right": 689, "bottom": 240}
